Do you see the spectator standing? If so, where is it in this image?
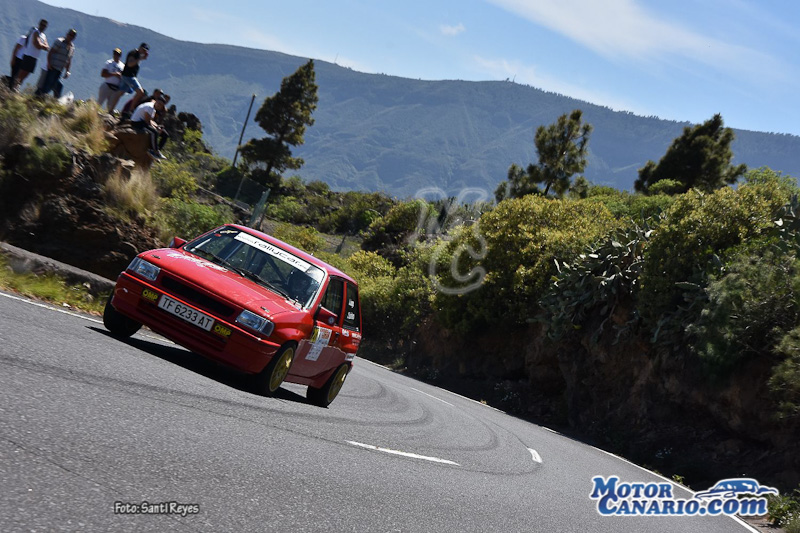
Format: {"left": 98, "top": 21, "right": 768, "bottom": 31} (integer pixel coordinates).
{"left": 98, "top": 47, "right": 124, "bottom": 111}
{"left": 35, "top": 62, "right": 62, "bottom": 98}
{"left": 36, "top": 29, "right": 76, "bottom": 97}
{"left": 8, "top": 33, "right": 26, "bottom": 88}
{"left": 108, "top": 43, "right": 149, "bottom": 114}
{"left": 130, "top": 94, "right": 168, "bottom": 160}
{"left": 12, "top": 19, "right": 49, "bottom": 91}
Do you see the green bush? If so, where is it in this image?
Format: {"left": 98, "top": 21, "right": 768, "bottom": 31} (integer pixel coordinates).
{"left": 150, "top": 160, "right": 198, "bottom": 199}
{"left": 640, "top": 182, "right": 791, "bottom": 327}
{"left": 271, "top": 223, "right": 326, "bottom": 254}
{"left": 156, "top": 199, "right": 234, "bottom": 240}
{"left": 0, "top": 94, "right": 35, "bottom": 148}
{"left": 539, "top": 219, "right": 653, "bottom": 342}
{"left": 343, "top": 249, "right": 434, "bottom": 355}
{"left": 686, "top": 244, "right": 800, "bottom": 374}
{"left": 361, "top": 199, "right": 433, "bottom": 251}
{"left": 767, "top": 489, "right": 800, "bottom": 527}
{"left": 16, "top": 143, "right": 71, "bottom": 179}
{"left": 769, "top": 327, "right": 800, "bottom": 418}
{"left": 586, "top": 191, "right": 674, "bottom": 221}
{"left": 434, "top": 196, "right": 618, "bottom": 332}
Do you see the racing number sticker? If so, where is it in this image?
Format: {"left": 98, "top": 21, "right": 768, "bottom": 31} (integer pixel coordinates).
{"left": 305, "top": 326, "right": 332, "bottom": 361}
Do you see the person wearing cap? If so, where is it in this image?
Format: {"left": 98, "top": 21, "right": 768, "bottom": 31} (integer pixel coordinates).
{"left": 36, "top": 28, "right": 76, "bottom": 97}
{"left": 108, "top": 43, "right": 149, "bottom": 115}
{"left": 12, "top": 19, "right": 49, "bottom": 91}
{"left": 98, "top": 47, "right": 124, "bottom": 111}
{"left": 130, "top": 94, "right": 169, "bottom": 160}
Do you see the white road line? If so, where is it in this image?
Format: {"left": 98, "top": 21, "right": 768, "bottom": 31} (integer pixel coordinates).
{"left": 410, "top": 387, "right": 454, "bottom": 406}
{"left": 528, "top": 448, "right": 542, "bottom": 463}
{"left": 347, "top": 441, "right": 459, "bottom": 466}
{"left": 0, "top": 291, "right": 103, "bottom": 324}
{"left": 0, "top": 291, "right": 171, "bottom": 344}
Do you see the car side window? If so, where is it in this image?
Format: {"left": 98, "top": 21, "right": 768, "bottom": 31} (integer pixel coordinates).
{"left": 321, "top": 277, "right": 344, "bottom": 318}
{"left": 343, "top": 283, "right": 360, "bottom": 331}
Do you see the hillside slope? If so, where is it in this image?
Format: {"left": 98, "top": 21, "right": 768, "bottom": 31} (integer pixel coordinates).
{"left": 3, "top": 0, "right": 799, "bottom": 196}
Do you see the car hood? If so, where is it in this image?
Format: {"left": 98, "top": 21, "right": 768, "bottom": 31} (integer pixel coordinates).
{"left": 142, "top": 249, "right": 301, "bottom": 317}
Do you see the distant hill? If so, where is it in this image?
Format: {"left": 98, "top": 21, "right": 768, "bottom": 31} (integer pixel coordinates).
{"left": 4, "top": 0, "right": 800, "bottom": 197}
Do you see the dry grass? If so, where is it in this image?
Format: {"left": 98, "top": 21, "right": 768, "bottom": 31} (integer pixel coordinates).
{"left": 103, "top": 168, "right": 159, "bottom": 220}
{"left": 28, "top": 100, "right": 109, "bottom": 155}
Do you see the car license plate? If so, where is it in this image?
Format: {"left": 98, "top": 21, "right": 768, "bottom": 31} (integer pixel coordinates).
{"left": 157, "top": 295, "right": 214, "bottom": 331}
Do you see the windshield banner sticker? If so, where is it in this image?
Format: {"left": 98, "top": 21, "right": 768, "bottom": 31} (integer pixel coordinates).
{"left": 590, "top": 476, "right": 778, "bottom": 517}
{"left": 235, "top": 232, "right": 312, "bottom": 272}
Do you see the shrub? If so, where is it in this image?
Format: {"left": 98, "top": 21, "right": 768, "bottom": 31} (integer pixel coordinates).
{"left": 361, "top": 199, "right": 434, "bottom": 252}
{"left": 0, "top": 93, "right": 35, "bottom": 148}
{"left": 150, "top": 160, "right": 198, "bottom": 199}
{"left": 14, "top": 143, "right": 71, "bottom": 179}
{"left": 640, "top": 181, "right": 791, "bottom": 327}
{"left": 434, "top": 196, "right": 618, "bottom": 332}
{"left": 539, "top": 219, "right": 654, "bottom": 342}
{"left": 687, "top": 245, "right": 800, "bottom": 374}
{"left": 767, "top": 489, "right": 800, "bottom": 527}
{"left": 769, "top": 327, "right": 800, "bottom": 418}
{"left": 155, "top": 198, "right": 234, "bottom": 241}
{"left": 346, "top": 249, "right": 434, "bottom": 352}
{"left": 272, "top": 223, "right": 326, "bottom": 254}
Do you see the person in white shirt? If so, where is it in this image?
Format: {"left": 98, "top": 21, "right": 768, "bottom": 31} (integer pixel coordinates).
{"left": 12, "top": 19, "right": 49, "bottom": 91}
{"left": 130, "top": 95, "right": 169, "bottom": 160}
{"left": 98, "top": 48, "right": 124, "bottom": 111}
{"left": 8, "top": 34, "right": 26, "bottom": 88}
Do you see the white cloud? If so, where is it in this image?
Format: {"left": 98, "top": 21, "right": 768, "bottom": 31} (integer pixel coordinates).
{"left": 440, "top": 23, "right": 466, "bottom": 37}
{"left": 484, "top": 0, "right": 786, "bottom": 83}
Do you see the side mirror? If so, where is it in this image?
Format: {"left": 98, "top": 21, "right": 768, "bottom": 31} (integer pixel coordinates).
{"left": 315, "top": 305, "right": 339, "bottom": 327}
{"left": 169, "top": 237, "right": 186, "bottom": 249}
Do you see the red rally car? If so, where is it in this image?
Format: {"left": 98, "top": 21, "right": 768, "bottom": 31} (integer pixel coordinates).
{"left": 103, "top": 224, "right": 362, "bottom": 407}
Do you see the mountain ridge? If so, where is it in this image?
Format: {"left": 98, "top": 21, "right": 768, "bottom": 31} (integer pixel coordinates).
{"left": 3, "top": 0, "right": 799, "bottom": 197}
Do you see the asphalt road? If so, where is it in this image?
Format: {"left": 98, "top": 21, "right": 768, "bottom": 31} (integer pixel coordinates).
{"left": 0, "top": 290, "right": 758, "bottom": 532}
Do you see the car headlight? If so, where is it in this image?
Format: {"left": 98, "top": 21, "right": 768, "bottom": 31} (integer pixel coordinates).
{"left": 127, "top": 257, "right": 161, "bottom": 281}
{"left": 236, "top": 310, "right": 275, "bottom": 337}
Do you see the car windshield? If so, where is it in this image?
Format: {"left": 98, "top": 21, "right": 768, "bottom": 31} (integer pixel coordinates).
{"left": 185, "top": 227, "right": 325, "bottom": 308}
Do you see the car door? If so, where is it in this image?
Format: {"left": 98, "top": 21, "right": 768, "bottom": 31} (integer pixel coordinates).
{"left": 292, "top": 276, "right": 346, "bottom": 377}
{"left": 338, "top": 282, "right": 362, "bottom": 361}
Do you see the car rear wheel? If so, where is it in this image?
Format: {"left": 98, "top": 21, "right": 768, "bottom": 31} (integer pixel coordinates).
{"left": 307, "top": 364, "right": 349, "bottom": 408}
{"left": 254, "top": 344, "right": 295, "bottom": 396}
{"left": 103, "top": 295, "right": 142, "bottom": 337}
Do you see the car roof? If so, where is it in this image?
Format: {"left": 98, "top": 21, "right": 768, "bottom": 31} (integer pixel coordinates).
{"left": 225, "top": 224, "right": 357, "bottom": 286}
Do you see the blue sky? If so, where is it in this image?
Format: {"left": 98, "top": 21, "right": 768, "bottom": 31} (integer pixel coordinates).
{"left": 41, "top": 0, "right": 800, "bottom": 136}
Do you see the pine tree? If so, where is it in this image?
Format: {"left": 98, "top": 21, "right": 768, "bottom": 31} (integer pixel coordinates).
{"left": 239, "top": 60, "right": 318, "bottom": 189}
{"left": 497, "top": 110, "right": 592, "bottom": 201}
{"left": 635, "top": 114, "right": 747, "bottom": 194}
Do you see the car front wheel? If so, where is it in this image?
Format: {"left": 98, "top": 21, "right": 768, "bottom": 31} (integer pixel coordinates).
{"left": 254, "top": 344, "right": 295, "bottom": 396}
{"left": 103, "top": 295, "right": 142, "bottom": 337}
{"left": 307, "top": 363, "right": 349, "bottom": 407}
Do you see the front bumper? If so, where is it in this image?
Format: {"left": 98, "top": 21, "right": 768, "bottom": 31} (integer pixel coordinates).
{"left": 111, "top": 272, "right": 281, "bottom": 374}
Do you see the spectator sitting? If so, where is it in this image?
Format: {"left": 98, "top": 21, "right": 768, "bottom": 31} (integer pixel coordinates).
{"left": 98, "top": 47, "right": 124, "bottom": 112}
{"left": 130, "top": 94, "right": 169, "bottom": 160}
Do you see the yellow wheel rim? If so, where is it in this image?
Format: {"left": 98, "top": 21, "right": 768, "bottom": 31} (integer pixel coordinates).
{"left": 327, "top": 366, "right": 348, "bottom": 404}
{"left": 270, "top": 347, "right": 294, "bottom": 391}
